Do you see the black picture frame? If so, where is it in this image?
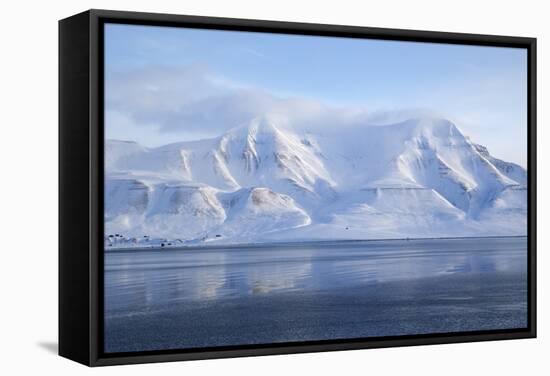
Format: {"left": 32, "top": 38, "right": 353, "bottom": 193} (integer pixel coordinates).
{"left": 59, "top": 9, "right": 537, "bottom": 367}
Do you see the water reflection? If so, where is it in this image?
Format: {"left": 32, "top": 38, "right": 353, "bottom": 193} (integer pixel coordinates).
{"left": 104, "top": 237, "right": 527, "bottom": 315}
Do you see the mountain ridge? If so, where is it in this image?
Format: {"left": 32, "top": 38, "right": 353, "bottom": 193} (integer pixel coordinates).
{"left": 104, "top": 116, "right": 527, "bottom": 247}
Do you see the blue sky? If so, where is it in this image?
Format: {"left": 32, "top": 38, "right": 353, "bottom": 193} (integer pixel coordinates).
{"left": 105, "top": 23, "right": 527, "bottom": 167}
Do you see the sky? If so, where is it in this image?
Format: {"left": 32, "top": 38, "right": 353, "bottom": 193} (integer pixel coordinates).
{"left": 104, "top": 23, "right": 528, "bottom": 167}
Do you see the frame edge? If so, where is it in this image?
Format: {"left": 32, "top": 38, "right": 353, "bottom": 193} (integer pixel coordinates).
{"left": 59, "top": 10, "right": 93, "bottom": 367}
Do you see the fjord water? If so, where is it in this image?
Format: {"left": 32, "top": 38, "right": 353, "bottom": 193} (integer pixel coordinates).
{"left": 104, "top": 237, "right": 527, "bottom": 353}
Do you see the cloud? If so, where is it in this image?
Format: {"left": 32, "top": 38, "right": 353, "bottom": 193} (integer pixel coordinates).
{"left": 105, "top": 64, "right": 465, "bottom": 146}
{"left": 106, "top": 64, "right": 385, "bottom": 137}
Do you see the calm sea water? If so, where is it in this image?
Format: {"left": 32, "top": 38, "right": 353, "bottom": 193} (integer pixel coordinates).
{"left": 104, "top": 237, "right": 528, "bottom": 353}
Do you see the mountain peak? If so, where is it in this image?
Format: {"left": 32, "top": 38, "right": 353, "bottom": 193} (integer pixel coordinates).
{"left": 224, "top": 115, "right": 282, "bottom": 138}
{"left": 407, "top": 117, "right": 463, "bottom": 139}
{"left": 248, "top": 116, "right": 280, "bottom": 134}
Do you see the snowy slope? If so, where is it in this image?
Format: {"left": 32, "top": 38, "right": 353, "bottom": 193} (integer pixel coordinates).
{"left": 218, "top": 187, "right": 311, "bottom": 239}
{"left": 104, "top": 116, "right": 527, "bottom": 247}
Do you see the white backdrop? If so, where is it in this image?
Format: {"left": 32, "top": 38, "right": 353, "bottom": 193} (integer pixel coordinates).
{"left": 0, "top": 0, "right": 547, "bottom": 374}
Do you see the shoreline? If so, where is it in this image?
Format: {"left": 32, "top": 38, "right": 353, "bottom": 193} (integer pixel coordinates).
{"left": 104, "top": 234, "right": 527, "bottom": 253}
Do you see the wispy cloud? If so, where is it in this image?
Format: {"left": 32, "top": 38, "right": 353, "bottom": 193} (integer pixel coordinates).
{"left": 105, "top": 64, "right": 379, "bottom": 138}
{"left": 105, "top": 63, "right": 466, "bottom": 140}
{"left": 240, "top": 47, "right": 266, "bottom": 59}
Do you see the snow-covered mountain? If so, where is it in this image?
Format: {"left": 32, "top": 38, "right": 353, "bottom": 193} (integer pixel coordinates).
{"left": 104, "top": 117, "right": 527, "bottom": 247}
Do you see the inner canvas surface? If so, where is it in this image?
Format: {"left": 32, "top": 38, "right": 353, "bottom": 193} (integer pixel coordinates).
{"left": 102, "top": 22, "right": 528, "bottom": 354}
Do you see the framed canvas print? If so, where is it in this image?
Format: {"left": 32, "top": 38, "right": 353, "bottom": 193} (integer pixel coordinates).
{"left": 59, "top": 9, "right": 536, "bottom": 366}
